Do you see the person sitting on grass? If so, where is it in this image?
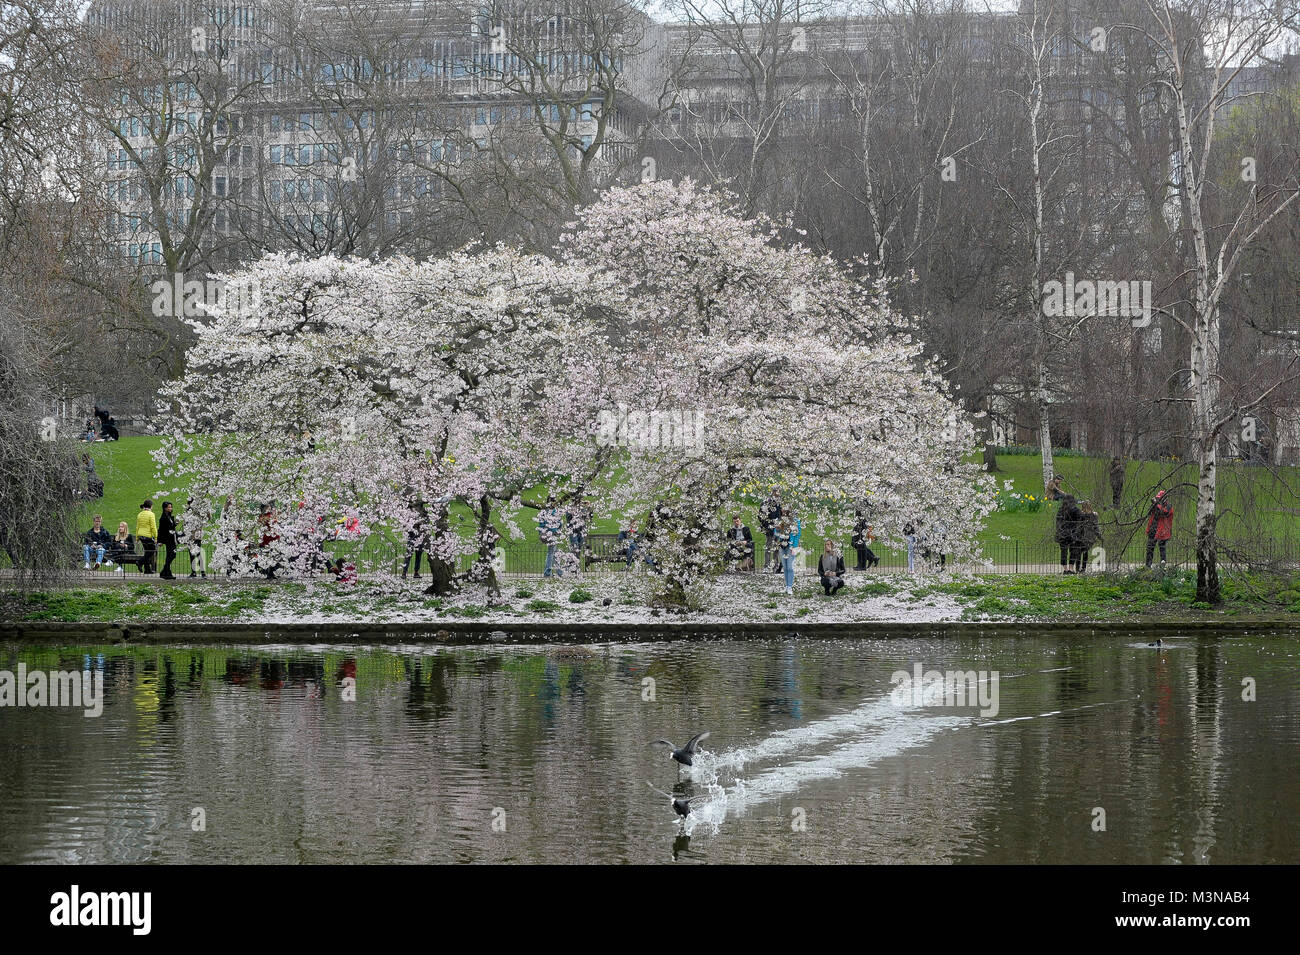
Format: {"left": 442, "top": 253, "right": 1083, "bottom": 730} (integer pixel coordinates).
{"left": 82, "top": 515, "right": 112, "bottom": 569}
{"left": 818, "top": 540, "right": 846, "bottom": 595}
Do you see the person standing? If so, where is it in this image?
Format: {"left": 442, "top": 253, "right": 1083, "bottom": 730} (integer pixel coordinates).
{"left": 401, "top": 505, "right": 428, "bottom": 580}
{"left": 158, "top": 501, "right": 178, "bottom": 579}
{"left": 758, "top": 490, "right": 783, "bottom": 572}
{"left": 924, "top": 520, "right": 949, "bottom": 571}
{"left": 1144, "top": 490, "right": 1173, "bottom": 567}
{"left": 1108, "top": 457, "right": 1125, "bottom": 509}
{"left": 1055, "top": 494, "right": 1081, "bottom": 574}
{"left": 537, "top": 499, "right": 565, "bottom": 577}
{"left": 185, "top": 501, "right": 208, "bottom": 579}
{"left": 1075, "top": 501, "right": 1101, "bottom": 572}
{"left": 566, "top": 499, "right": 591, "bottom": 565}
{"left": 136, "top": 500, "right": 158, "bottom": 574}
{"left": 775, "top": 515, "right": 797, "bottom": 595}
{"left": 1046, "top": 475, "right": 1065, "bottom": 501}
{"left": 852, "top": 512, "right": 879, "bottom": 570}
{"left": 818, "top": 540, "right": 846, "bottom": 595}
{"left": 903, "top": 519, "right": 919, "bottom": 573}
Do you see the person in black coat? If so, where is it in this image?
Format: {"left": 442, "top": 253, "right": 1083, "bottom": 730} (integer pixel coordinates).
{"left": 1074, "top": 501, "right": 1101, "bottom": 572}
{"left": 818, "top": 541, "right": 847, "bottom": 595}
{"left": 725, "top": 514, "right": 754, "bottom": 571}
{"left": 852, "top": 511, "right": 880, "bottom": 570}
{"left": 1055, "top": 494, "right": 1081, "bottom": 574}
{"left": 158, "top": 501, "right": 179, "bottom": 579}
{"left": 1108, "top": 457, "right": 1125, "bottom": 508}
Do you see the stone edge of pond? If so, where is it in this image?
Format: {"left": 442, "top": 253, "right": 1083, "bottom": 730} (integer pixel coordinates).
{"left": 2, "top": 619, "right": 1299, "bottom": 644}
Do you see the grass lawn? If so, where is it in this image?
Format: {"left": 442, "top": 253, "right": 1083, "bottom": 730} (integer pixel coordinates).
{"left": 74, "top": 437, "right": 1300, "bottom": 565}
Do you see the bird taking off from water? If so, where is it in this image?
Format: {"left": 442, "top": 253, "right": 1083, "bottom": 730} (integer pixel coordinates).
{"left": 651, "top": 732, "right": 710, "bottom": 766}
{"left": 647, "top": 782, "right": 697, "bottom": 817}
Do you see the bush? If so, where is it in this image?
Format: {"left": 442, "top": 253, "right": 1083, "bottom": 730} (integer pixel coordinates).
{"left": 993, "top": 490, "right": 1044, "bottom": 513}
{"left": 568, "top": 587, "right": 594, "bottom": 603}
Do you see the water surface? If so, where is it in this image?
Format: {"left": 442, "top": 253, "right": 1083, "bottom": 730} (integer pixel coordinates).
{"left": 1, "top": 633, "right": 1296, "bottom": 863}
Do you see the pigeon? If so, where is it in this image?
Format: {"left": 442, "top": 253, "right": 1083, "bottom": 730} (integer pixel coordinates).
{"left": 647, "top": 782, "right": 698, "bottom": 817}
{"left": 651, "top": 731, "right": 710, "bottom": 767}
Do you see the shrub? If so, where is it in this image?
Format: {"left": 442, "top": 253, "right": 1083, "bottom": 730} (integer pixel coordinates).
{"left": 568, "top": 587, "right": 594, "bottom": 603}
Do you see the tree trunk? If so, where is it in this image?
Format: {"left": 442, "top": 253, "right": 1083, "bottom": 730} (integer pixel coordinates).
{"left": 422, "top": 504, "right": 458, "bottom": 597}
{"left": 1195, "top": 450, "right": 1219, "bottom": 603}
{"left": 475, "top": 494, "right": 501, "bottom": 597}
{"left": 1038, "top": 356, "right": 1055, "bottom": 491}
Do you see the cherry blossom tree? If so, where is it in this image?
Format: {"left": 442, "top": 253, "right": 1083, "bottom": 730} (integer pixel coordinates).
{"left": 155, "top": 247, "right": 617, "bottom": 594}
{"left": 156, "top": 178, "right": 995, "bottom": 608}
{"left": 560, "top": 178, "right": 998, "bottom": 605}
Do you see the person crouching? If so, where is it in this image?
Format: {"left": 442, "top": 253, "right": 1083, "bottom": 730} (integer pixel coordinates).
{"left": 818, "top": 540, "right": 846, "bottom": 596}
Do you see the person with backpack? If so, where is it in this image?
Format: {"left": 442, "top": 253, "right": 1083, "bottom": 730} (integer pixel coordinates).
{"left": 1144, "top": 490, "right": 1174, "bottom": 567}
{"left": 1055, "top": 494, "right": 1081, "bottom": 574}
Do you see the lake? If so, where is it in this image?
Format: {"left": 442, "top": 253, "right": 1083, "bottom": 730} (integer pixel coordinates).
{"left": 1, "top": 632, "right": 1296, "bottom": 863}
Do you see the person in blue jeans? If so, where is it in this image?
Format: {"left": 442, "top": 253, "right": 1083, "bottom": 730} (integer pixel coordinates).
{"left": 537, "top": 500, "right": 565, "bottom": 576}
{"left": 82, "top": 515, "right": 112, "bottom": 569}
{"left": 565, "top": 500, "right": 590, "bottom": 568}
{"left": 904, "top": 520, "right": 918, "bottom": 572}
{"left": 617, "top": 520, "right": 642, "bottom": 568}
{"left": 775, "top": 512, "right": 801, "bottom": 595}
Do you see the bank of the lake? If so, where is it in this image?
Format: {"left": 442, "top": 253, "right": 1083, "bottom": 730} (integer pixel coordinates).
{"left": 5, "top": 569, "right": 1300, "bottom": 637}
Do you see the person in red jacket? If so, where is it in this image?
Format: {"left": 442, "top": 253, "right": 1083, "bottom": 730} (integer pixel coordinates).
{"left": 1144, "top": 490, "right": 1174, "bottom": 567}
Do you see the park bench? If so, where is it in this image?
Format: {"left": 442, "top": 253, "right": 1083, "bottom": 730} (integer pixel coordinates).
{"left": 75, "top": 538, "right": 146, "bottom": 572}
{"left": 581, "top": 532, "right": 630, "bottom": 569}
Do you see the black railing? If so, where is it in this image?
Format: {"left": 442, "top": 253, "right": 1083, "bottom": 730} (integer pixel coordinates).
{"left": 55, "top": 530, "right": 1300, "bottom": 581}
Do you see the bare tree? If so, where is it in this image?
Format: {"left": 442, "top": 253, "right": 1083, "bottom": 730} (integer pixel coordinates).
{"left": 1129, "top": 0, "right": 1300, "bottom": 601}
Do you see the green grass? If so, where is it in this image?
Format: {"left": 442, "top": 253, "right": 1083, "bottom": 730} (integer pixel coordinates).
{"left": 74, "top": 437, "right": 1300, "bottom": 562}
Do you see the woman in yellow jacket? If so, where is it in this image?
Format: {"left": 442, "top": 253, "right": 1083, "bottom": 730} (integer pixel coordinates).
{"left": 136, "top": 500, "right": 158, "bottom": 574}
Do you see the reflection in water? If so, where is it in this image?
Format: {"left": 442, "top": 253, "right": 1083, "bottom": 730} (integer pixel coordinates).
{"left": 0, "top": 634, "right": 1297, "bottom": 864}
